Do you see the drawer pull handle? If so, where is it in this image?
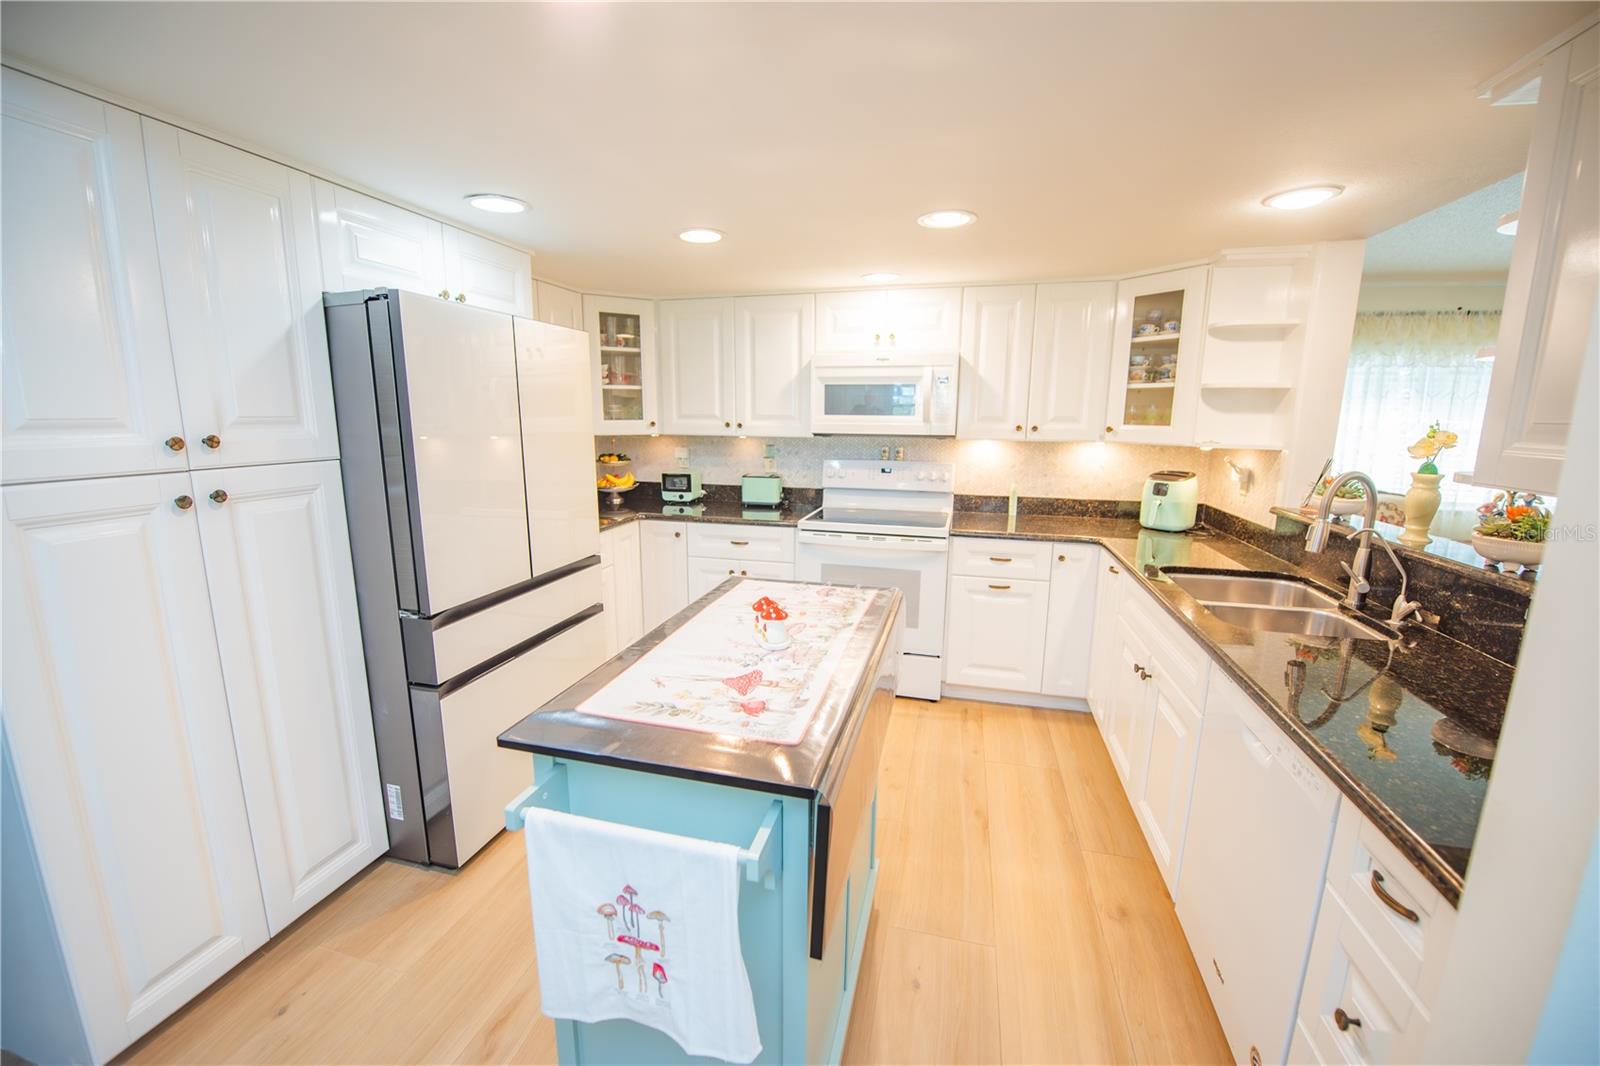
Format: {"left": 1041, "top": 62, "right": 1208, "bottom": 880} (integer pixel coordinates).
{"left": 988, "top": 584, "right": 1011, "bottom": 591}
{"left": 1371, "top": 869, "right": 1419, "bottom": 923}
{"left": 730, "top": 540, "right": 750, "bottom": 546}
{"left": 989, "top": 556, "right": 1012, "bottom": 563}
{"left": 1333, "top": 1007, "right": 1361, "bottom": 1032}
{"left": 1108, "top": 564, "right": 1121, "bottom": 575}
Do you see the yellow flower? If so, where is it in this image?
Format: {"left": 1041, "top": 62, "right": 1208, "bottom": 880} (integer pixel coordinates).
{"left": 1407, "top": 436, "right": 1436, "bottom": 458}
{"left": 1435, "top": 430, "right": 1459, "bottom": 450}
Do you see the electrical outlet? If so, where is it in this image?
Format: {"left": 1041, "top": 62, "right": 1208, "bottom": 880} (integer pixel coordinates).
{"left": 674, "top": 446, "right": 689, "bottom": 463}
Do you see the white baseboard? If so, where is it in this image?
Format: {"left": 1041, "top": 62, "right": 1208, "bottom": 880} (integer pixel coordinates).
{"left": 936, "top": 684, "right": 1091, "bottom": 712}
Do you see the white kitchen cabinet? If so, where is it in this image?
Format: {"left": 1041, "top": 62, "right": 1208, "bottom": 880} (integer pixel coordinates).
{"left": 1, "top": 474, "right": 270, "bottom": 1061}
{"left": 535, "top": 280, "right": 584, "bottom": 330}
{"left": 735, "top": 293, "right": 813, "bottom": 437}
{"left": 659, "top": 298, "right": 738, "bottom": 435}
{"left": 586, "top": 295, "right": 659, "bottom": 434}
{"left": 1086, "top": 552, "right": 1128, "bottom": 727}
{"left": 514, "top": 317, "right": 600, "bottom": 576}
{"left": 639, "top": 520, "right": 689, "bottom": 629}
{"left": 599, "top": 521, "right": 644, "bottom": 654}
{"left": 1132, "top": 668, "right": 1205, "bottom": 893}
{"left": 687, "top": 557, "right": 796, "bottom": 599}
{"left": 188, "top": 461, "right": 385, "bottom": 934}
{"left": 1027, "top": 282, "right": 1116, "bottom": 441}
{"left": 1106, "top": 266, "right": 1208, "bottom": 444}
{"left": 943, "top": 574, "right": 1051, "bottom": 692}
{"left": 815, "top": 287, "right": 962, "bottom": 354}
{"left": 144, "top": 121, "right": 338, "bottom": 469}
{"left": 1179, "top": 674, "right": 1339, "bottom": 1066}
{"left": 313, "top": 179, "right": 445, "bottom": 297}
{"left": 0, "top": 69, "right": 188, "bottom": 485}
{"left": 442, "top": 227, "right": 533, "bottom": 317}
{"left": 1472, "top": 26, "right": 1598, "bottom": 495}
{"left": 957, "top": 285, "right": 1036, "bottom": 440}
{"left": 1040, "top": 543, "right": 1099, "bottom": 698}
{"left": 1104, "top": 614, "right": 1156, "bottom": 788}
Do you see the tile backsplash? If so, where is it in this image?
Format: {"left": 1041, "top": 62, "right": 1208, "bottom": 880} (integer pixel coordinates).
{"left": 594, "top": 435, "right": 1284, "bottom": 526}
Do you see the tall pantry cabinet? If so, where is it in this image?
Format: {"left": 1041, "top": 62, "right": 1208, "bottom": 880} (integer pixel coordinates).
{"left": 0, "top": 69, "right": 385, "bottom": 1064}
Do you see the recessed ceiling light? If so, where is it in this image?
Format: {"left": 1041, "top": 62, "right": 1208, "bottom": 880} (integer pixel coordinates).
{"left": 1496, "top": 211, "right": 1519, "bottom": 236}
{"left": 1261, "top": 185, "right": 1344, "bottom": 210}
{"left": 464, "top": 193, "right": 527, "bottom": 214}
{"left": 916, "top": 209, "right": 977, "bottom": 229}
{"left": 860, "top": 272, "right": 900, "bottom": 283}
{"left": 678, "top": 228, "right": 723, "bottom": 244}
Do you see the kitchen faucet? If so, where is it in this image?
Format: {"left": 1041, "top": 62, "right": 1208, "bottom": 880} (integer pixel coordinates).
{"left": 1304, "top": 470, "right": 1422, "bottom": 623}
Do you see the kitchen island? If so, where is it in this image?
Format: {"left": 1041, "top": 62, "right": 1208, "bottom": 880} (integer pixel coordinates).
{"left": 498, "top": 578, "right": 902, "bottom": 1066}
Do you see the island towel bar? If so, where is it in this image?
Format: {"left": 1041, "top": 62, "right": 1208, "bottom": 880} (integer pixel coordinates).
{"left": 504, "top": 764, "right": 783, "bottom": 889}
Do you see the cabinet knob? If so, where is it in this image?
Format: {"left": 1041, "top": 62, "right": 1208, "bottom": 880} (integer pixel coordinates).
{"left": 1333, "top": 1008, "right": 1361, "bottom": 1032}
{"left": 649, "top": 420, "right": 657, "bottom": 428}
{"left": 724, "top": 421, "right": 732, "bottom": 428}
{"left": 1058, "top": 554, "right": 1066, "bottom": 562}
{"left": 455, "top": 293, "right": 467, "bottom": 303}
{"left": 1014, "top": 424, "right": 1023, "bottom": 432}
{"left": 165, "top": 435, "right": 186, "bottom": 452}
{"left": 174, "top": 494, "right": 194, "bottom": 510}
{"left": 873, "top": 333, "right": 881, "bottom": 345}
{"left": 209, "top": 489, "right": 228, "bottom": 504}
{"left": 736, "top": 421, "right": 743, "bottom": 429}
{"left": 673, "top": 531, "right": 681, "bottom": 538}
{"left": 727, "top": 569, "right": 735, "bottom": 575}
{"left": 438, "top": 289, "right": 451, "bottom": 299}
{"left": 201, "top": 434, "right": 221, "bottom": 450}
{"left": 740, "top": 569, "right": 748, "bottom": 576}
{"left": 1105, "top": 425, "right": 1114, "bottom": 434}
{"left": 888, "top": 332, "right": 896, "bottom": 345}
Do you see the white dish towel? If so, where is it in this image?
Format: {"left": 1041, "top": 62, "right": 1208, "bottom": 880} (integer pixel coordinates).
{"left": 522, "top": 807, "right": 762, "bottom": 1064}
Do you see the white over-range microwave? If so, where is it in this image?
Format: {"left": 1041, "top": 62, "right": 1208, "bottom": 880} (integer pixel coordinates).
{"left": 809, "top": 349, "right": 959, "bottom": 435}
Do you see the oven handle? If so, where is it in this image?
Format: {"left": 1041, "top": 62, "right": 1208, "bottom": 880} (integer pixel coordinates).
{"left": 797, "top": 529, "right": 950, "bottom": 552}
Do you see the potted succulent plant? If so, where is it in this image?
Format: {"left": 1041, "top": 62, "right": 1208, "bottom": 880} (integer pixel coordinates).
{"left": 1400, "top": 422, "right": 1459, "bottom": 547}
{"left": 1471, "top": 490, "right": 1550, "bottom": 572}
{"left": 1311, "top": 476, "right": 1368, "bottom": 516}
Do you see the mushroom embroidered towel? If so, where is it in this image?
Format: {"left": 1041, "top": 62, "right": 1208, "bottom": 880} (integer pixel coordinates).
{"left": 522, "top": 808, "right": 762, "bottom": 1064}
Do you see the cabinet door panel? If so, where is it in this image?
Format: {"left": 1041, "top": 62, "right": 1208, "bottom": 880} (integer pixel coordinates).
{"left": 189, "top": 462, "right": 385, "bottom": 934}
{"left": 443, "top": 227, "right": 533, "bottom": 317}
{"left": 515, "top": 317, "right": 599, "bottom": 576}
{"left": 1028, "top": 282, "right": 1115, "bottom": 441}
{"left": 815, "top": 288, "right": 961, "bottom": 353}
{"left": 313, "top": 179, "right": 445, "bottom": 296}
{"left": 943, "top": 575, "right": 1050, "bottom": 692}
{"left": 535, "top": 281, "right": 584, "bottom": 329}
{"left": 1106, "top": 267, "right": 1208, "bottom": 444}
{"left": 1106, "top": 616, "right": 1154, "bottom": 788}
{"left": 735, "top": 293, "right": 813, "bottom": 437}
{"left": 958, "top": 285, "right": 1035, "bottom": 440}
{"left": 687, "top": 557, "right": 795, "bottom": 600}
{"left": 586, "top": 295, "right": 658, "bottom": 434}
{"left": 1, "top": 70, "right": 185, "bottom": 484}
{"left": 1134, "top": 675, "right": 1204, "bottom": 892}
{"left": 1086, "top": 554, "right": 1125, "bottom": 726}
{"left": 145, "top": 121, "right": 337, "bottom": 467}
{"left": 638, "top": 521, "right": 689, "bottom": 630}
{"left": 659, "top": 298, "right": 736, "bottom": 435}
{"left": 1041, "top": 543, "right": 1099, "bottom": 698}
{"left": 1, "top": 474, "right": 267, "bottom": 1060}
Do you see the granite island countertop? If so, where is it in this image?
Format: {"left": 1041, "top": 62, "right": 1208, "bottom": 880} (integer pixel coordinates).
{"left": 950, "top": 513, "right": 1511, "bottom": 903}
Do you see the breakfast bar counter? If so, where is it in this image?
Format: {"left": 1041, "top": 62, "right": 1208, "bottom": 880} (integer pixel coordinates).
{"left": 499, "top": 578, "right": 902, "bottom": 1065}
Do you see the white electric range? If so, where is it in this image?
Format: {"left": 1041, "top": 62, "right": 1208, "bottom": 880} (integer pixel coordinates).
{"left": 796, "top": 460, "right": 954, "bottom": 699}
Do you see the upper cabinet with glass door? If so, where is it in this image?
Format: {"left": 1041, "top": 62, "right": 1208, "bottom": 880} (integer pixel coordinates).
{"left": 585, "top": 295, "right": 658, "bottom": 434}
{"left": 1105, "top": 266, "right": 1208, "bottom": 443}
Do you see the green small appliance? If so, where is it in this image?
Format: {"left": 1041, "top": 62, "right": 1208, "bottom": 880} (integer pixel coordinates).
{"left": 660, "top": 469, "right": 704, "bottom": 503}
{"left": 1140, "top": 470, "right": 1198, "bottom": 532}
{"left": 740, "top": 473, "right": 785, "bottom": 508}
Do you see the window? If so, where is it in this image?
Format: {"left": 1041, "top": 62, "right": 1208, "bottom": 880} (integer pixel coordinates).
{"left": 1332, "top": 311, "right": 1501, "bottom": 541}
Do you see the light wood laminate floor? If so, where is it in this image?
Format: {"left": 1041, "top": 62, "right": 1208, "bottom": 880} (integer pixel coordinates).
{"left": 120, "top": 700, "right": 1229, "bottom": 1065}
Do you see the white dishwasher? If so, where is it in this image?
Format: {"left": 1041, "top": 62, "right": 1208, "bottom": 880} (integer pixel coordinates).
{"left": 1177, "top": 675, "right": 1339, "bottom": 1066}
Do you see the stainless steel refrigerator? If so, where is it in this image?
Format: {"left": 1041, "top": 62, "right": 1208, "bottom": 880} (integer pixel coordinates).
{"left": 325, "top": 289, "right": 605, "bottom": 867}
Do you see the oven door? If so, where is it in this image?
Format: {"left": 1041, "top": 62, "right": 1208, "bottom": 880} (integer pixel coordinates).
{"left": 809, "top": 364, "right": 955, "bottom": 435}
{"left": 795, "top": 530, "right": 947, "bottom": 655}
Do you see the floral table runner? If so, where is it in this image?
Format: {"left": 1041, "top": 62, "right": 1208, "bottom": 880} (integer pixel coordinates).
{"left": 575, "top": 581, "right": 876, "bottom": 745}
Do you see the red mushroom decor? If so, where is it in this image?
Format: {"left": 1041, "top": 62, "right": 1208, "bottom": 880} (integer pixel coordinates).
{"left": 751, "top": 596, "right": 792, "bottom": 650}
{"left": 652, "top": 961, "right": 668, "bottom": 999}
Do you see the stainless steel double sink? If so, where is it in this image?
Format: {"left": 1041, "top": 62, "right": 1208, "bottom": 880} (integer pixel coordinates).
{"left": 1163, "top": 570, "right": 1394, "bottom": 642}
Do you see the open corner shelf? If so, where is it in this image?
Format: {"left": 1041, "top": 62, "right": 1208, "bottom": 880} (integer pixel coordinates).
{"left": 1199, "top": 379, "right": 1295, "bottom": 390}
{"left": 1206, "top": 321, "right": 1302, "bottom": 339}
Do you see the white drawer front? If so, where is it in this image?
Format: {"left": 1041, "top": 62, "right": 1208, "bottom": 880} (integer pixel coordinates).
{"left": 411, "top": 564, "right": 601, "bottom": 684}
{"left": 949, "top": 536, "right": 1053, "bottom": 580}
{"left": 687, "top": 558, "right": 795, "bottom": 600}
{"left": 687, "top": 523, "right": 795, "bottom": 563}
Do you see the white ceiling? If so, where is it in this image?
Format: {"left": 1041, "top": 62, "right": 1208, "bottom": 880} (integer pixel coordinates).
{"left": 1363, "top": 172, "right": 1523, "bottom": 280}
{"left": 1, "top": 2, "right": 1587, "bottom": 297}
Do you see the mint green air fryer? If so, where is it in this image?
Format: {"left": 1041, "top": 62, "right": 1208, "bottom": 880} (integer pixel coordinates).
{"left": 1140, "top": 470, "right": 1198, "bottom": 531}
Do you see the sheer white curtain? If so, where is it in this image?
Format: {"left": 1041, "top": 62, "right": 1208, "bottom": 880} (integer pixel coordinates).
{"left": 1333, "top": 311, "right": 1500, "bottom": 541}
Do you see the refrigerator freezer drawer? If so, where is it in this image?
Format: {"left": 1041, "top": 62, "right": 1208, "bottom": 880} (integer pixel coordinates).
{"left": 401, "top": 557, "right": 601, "bottom": 686}
{"left": 412, "top": 607, "right": 606, "bottom": 867}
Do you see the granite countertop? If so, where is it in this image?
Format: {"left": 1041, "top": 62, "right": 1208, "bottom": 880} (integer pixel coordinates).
{"left": 598, "top": 483, "right": 817, "bottom": 530}
{"left": 498, "top": 580, "right": 901, "bottom": 800}
{"left": 952, "top": 513, "right": 1510, "bottom": 903}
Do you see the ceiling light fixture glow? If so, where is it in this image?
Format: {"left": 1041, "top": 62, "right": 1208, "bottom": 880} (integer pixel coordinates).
{"left": 916, "top": 209, "right": 977, "bottom": 229}
{"left": 1261, "top": 185, "right": 1344, "bottom": 210}
{"left": 1496, "top": 211, "right": 1519, "bottom": 236}
{"left": 678, "top": 228, "right": 724, "bottom": 244}
{"left": 465, "top": 193, "right": 527, "bottom": 214}
{"left": 860, "top": 272, "right": 901, "bottom": 283}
